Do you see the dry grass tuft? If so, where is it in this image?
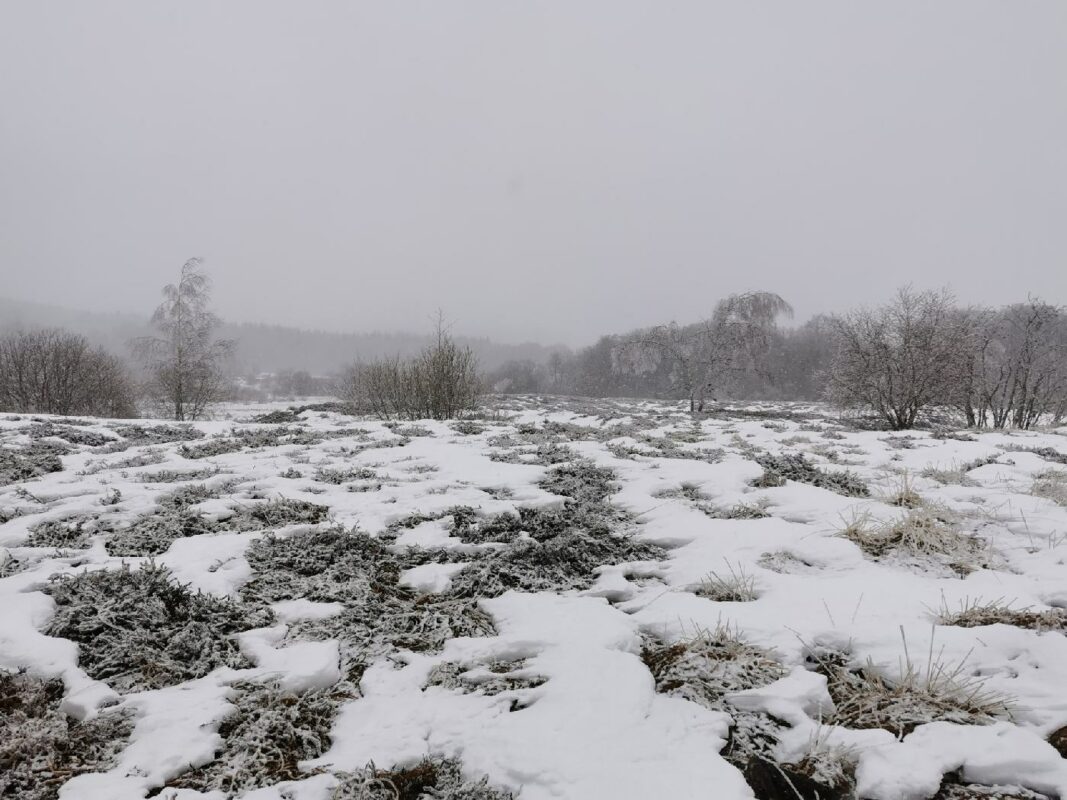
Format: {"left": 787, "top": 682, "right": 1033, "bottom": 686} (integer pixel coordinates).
{"left": 642, "top": 624, "right": 785, "bottom": 711}
{"left": 884, "top": 471, "right": 924, "bottom": 509}
{"left": 696, "top": 562, "right": 761, "bottom": 602}
{"left": 935, "top": 597, "right": 1067, "bottom": 632}
{"left": 811, "top": 634, "right": 1011, "bottom": 739}
{"left": 839, "top": 507, "right": 996, "bottom": 575}
{"left": 1031, "top": 469, "right": 1067, "bottom": 507}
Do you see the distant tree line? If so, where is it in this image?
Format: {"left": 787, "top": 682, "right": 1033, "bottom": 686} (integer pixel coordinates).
{"left": 487, "top": 288, "right": 1067, "bottom": 430}
{"left": 2, "top": 273, "right": 1063, "bottom": 430}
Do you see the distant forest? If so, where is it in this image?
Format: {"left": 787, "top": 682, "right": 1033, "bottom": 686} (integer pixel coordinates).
{"left": 0, "top": 296, "right": 563, "bottom": 377}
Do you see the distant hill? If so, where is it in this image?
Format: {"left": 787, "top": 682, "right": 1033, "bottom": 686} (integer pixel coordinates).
{"left": 0, "top": 296, "right": 564, "bottom": 375}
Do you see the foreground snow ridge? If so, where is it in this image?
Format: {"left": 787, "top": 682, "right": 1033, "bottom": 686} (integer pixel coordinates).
{"left": 2, "top": 398, "right": 1067, "bottom": 800}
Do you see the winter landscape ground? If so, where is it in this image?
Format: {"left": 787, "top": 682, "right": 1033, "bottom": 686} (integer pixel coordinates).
{"left": 3, "top": 398, "right": 1067, "bottom": 799}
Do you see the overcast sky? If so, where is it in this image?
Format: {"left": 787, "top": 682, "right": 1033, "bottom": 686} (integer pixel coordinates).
{"left": 1, "top": 2, "right": 1064, "bottom": 346}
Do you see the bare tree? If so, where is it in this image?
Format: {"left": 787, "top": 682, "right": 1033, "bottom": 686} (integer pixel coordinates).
{"left": 617, "top": 291, "right": 793, "bottom": 412}
{"left": 0, "top": 329, "right": 137, "bottom": 417}
{"left": 959, "top": 299, "right": 1067, "bottom": 429}
{"left": 826, "top": 287, "right": 974, "bottom": 429}
{"left": 133, "top": 258, "right": 234, "bottom": 420}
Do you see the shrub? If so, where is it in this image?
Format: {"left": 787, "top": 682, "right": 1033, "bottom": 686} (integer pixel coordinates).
{"left": 0, "top": 329, "right": 138, "bottom": 418}
{"left": 340, "top": 319, "right": 482, "bottom": 421}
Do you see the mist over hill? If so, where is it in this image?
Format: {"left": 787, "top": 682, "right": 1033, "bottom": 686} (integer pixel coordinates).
{"left": 0, "top": 296, "right": 564, "bottom": 375}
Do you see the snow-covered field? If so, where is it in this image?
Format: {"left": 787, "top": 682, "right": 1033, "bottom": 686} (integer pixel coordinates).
{"left": 3, "top": 398, "right": 1067, "bottom": 800}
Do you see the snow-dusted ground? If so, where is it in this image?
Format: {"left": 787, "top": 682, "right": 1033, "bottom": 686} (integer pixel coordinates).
{"left": 2, "top": 398, "right": 1067, "bottom": 799}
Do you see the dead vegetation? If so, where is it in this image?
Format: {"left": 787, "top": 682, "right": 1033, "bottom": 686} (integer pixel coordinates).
{"left": 105, "top": 493, "right": 330, "bottom": 556}
{"left": 45, "top": 563, "right": 273, "bottom": 692}
{"left": 807, "top": 645, "right": 1010, "bottom": 739}
{"left": 656, "top": 482, "right": 770, "bottom": 520}
{"left": 243, "top": 527, "right": 494, "bottom": 662}
{"left": 425, "top": 657, "right": 546, "bottom": 707}
{"left": 935, "top": 597, "right": 1067, "bottom": 632}
{"left": 751, "top": 452, "right": 870, "bottom": 497}
{"left": 642, "top": 625, "right": 785, "bottom": 711}
{"left": 695, "top": 563, "right": 761, "bottom": 602}
{"left": 1031, "top": 469, "right": 1067, "bottom": 506}
{"left": 0, "top": 670, "right": 133, "bottom": 800}
{"left": 169, "top": 679, "right": 355, "bottom": 794}
{"left": 0, "top": 441, "right": 66, "bottom": 486}
{"left": 332, "top": 756, "right": 515, "bottom": 799}
{"left": 642, "top": 625, "right": 787, "bottom": 773}
{"left": 839, "top": 508, "right": 998, "bottom": 576}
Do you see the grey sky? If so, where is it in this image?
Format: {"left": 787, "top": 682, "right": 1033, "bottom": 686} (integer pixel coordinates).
{"left": 1, "top": 2, "right": 1064, "bottom": 346}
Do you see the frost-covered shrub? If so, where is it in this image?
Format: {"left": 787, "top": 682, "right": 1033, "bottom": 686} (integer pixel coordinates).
{"left": 25, "top": 516, "right": 97, "bottom": 549}
{"left": 45, "top": 563, "right": 273, "bottom": 692}
{"left": 489, "top": 442, "right": 577, "bottom": 466}
{"left": 332, "top": 756, "right": 515, "bottom": 800}
{"left": 178, "top": 437, "right": 246, "bottom": 459}
{"left": 0, "top": 671, "right": 133, "bottom": 800}
{"left": 538, "top": 460, "right": 617, "bottom": 504}
{"left": 243, "top": 528, "right": 494, "bottom": 658}
{"left": 751, "top": 452, "right": 869, "bottom": 497}
{"left": 314, "top": 466, "right": 378, "bottom": 484}
{"left": 0, "top": 442, "right": 66, "bottom": 486}
{"left": 28, "top": 423, "right": 115, "bottom": 448}
{"left": 138, "top": 467, "right": 221, "bottom": 483}
{"left": 448, "top": 511, "right": 662, "bottom": 598}
{"left": 170, "top": 680, "right": 353, "bottom": 794}
{"left": 441, "top": 464, "right": 663, "bottom": 597}
{"left": 105, "top": 495, "right": 330, "bottom": 557}
{"left": 425, "top": 658, "right": 546, "bottom": 699}
{"left": 450, "top": 420, "right": 485, "bottom": 435}
{"left": 658, "top": 483, "right": 771, "bottom": 520}
{"left": 244, "top": 527, "right": 398, "bottom": 605}
{"left": 108, "top": 423, "right": 205, "bottom": 447}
